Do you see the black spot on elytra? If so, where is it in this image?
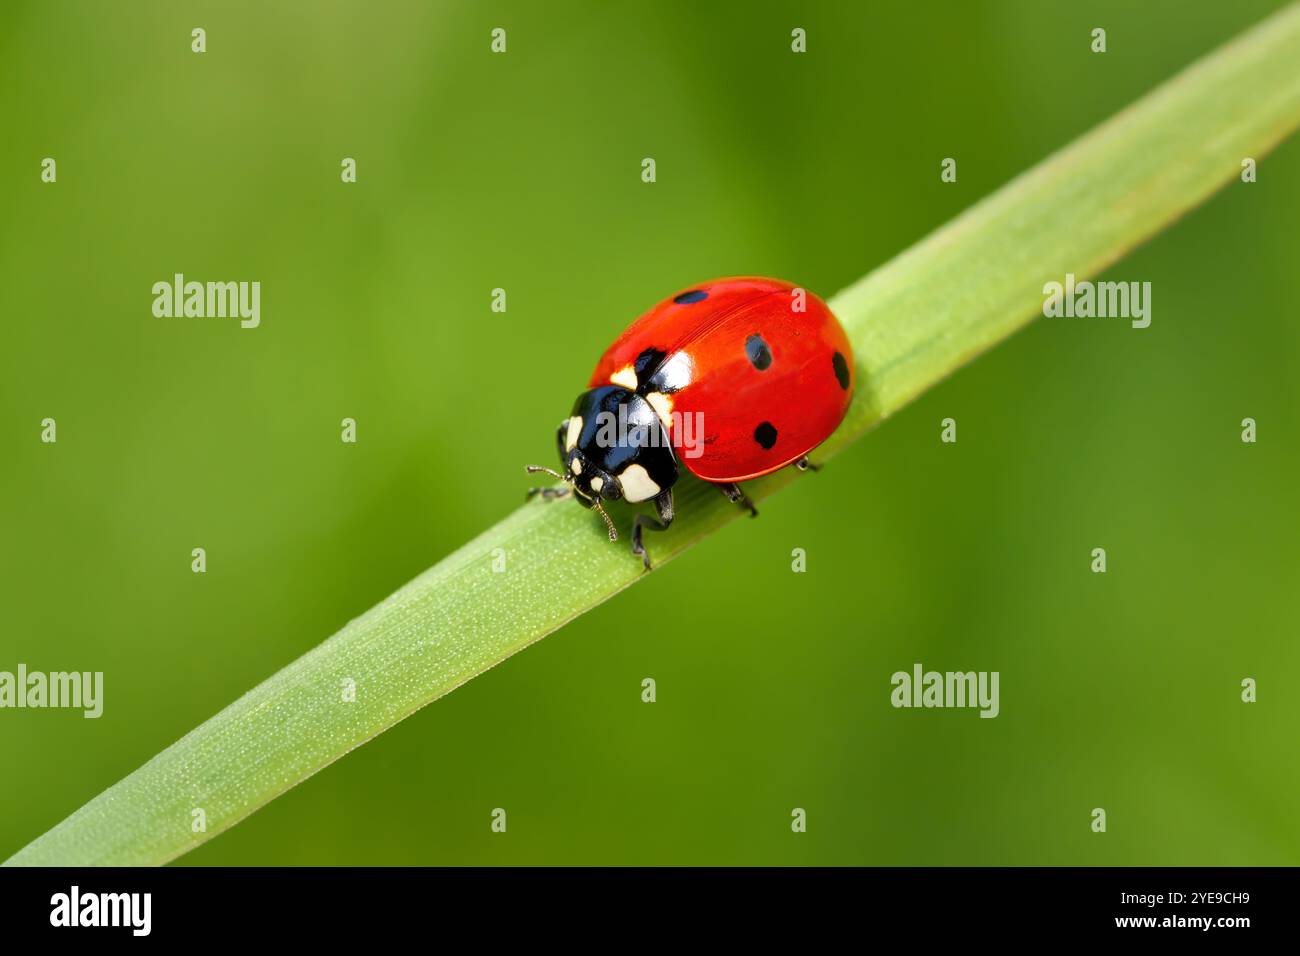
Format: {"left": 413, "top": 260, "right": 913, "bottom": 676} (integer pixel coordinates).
{"left": 832, "top": 351, "right": 850, "bottom": 390}
{"left": 673, "top": 289, "right": 708, "bottom": 304}
{"left": 745, "top": 334, "right": 772, "bottom": 371}
{"left": 754, "top": 421, "right": 778, "bottom": 450}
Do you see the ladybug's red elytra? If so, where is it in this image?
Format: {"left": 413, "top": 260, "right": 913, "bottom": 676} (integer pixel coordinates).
{"left": 527, "top": 276, "right": 854, "bottom": 569}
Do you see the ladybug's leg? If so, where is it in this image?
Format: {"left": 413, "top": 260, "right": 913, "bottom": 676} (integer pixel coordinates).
{"left": 631, "top": 489, "right": 675, "bottom": 571}
{"left": 717, "top": 482, "right": 758, "bottom": 518}
{"left": 526, "top": 486, "right": 571, "bottom": 502}
{"left": 795, "top": 456, "right": 821, "bottom": 473}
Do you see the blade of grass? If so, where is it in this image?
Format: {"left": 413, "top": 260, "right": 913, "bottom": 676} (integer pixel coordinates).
{"left": 8, "top": 3, "right": 1300, "bottom": 867}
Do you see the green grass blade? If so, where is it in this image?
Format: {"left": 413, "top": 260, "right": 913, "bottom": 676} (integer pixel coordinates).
{"left": 8, "top": 3, "right": 1300, "bottom": 867}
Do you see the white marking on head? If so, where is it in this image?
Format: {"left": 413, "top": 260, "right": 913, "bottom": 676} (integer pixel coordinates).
{"left": 645, "top": 391, "right": 674, "bottom": 426}
{"left": 590, "top": 475, "right": 604, "bottom": 493}
{"left": 565, "top": 416, "right": 582, "bottom": 451}
{"left": 610, "top": 365, "right": 638, "bottom": 390}
{"left": 618, "top": 463, "right": 660, "bottom": 503}
{"left": 570, "top": 456, "right": 582, "bottom": 474}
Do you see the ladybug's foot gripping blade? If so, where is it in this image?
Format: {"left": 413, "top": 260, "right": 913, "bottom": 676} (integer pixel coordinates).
{"left": 631, "top": 517, "right": 659, "bottom": 572}
{"left": 526, "top": 486, "right": 571, "bottom": 502}
{"left": 717, "top": 482, "right": 758, "bottom": 519}
{"left": 631, "top": 489, "right": 675, "bottom": 572}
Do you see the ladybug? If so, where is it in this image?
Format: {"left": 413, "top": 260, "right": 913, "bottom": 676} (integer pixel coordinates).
{"left": 527, "top": 276, "right": 853, "bottom": 569}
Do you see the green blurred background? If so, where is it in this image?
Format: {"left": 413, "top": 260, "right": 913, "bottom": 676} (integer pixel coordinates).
{"left": 2, "top": 0, "right": 1297, "bottom": 865}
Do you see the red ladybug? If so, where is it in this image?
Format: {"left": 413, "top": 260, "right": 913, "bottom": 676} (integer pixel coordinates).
{"left": 527, "top": 276, "right": 853, "bottom": 569}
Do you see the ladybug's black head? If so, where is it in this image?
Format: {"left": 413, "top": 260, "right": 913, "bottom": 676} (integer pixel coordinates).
{"left": 526, "top": 385, "right": 679, "bottom": 541}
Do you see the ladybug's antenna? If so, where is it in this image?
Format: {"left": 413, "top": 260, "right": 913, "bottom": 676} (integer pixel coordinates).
{"left": 525, "top": 464, "right": 614, "bottom": 540}
{"left": 591, "top": 499, "right": 618, "bottom": 541}
{"left": 526, "top": 465, "right": 568, "bottom": 482}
